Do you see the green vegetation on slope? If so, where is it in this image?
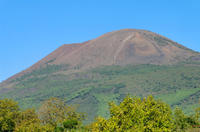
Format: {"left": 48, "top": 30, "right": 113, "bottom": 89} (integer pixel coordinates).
{"left": 0, "top": 64, "right": 200, "bottom": 123}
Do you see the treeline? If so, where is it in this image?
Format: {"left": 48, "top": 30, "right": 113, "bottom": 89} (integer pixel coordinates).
{"left": 0, "top": 96, "right": 199, "bottom": 132}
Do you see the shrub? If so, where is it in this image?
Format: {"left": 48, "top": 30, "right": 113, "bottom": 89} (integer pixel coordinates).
{"left": 0, "top": 99, "right": 19, "bottom": 132}
{"left": 63, "top": 119, "right": 78, "bottom": 129}
{"left": 91, "top": 96, "right": 174, "bottom": 132}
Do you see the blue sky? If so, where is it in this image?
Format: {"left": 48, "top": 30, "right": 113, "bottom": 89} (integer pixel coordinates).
{"left": 0, "top": 0, "right": 200, "bottom": 82}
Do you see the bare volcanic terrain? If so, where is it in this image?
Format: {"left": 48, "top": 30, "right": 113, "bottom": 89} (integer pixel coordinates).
{"left": 27, "top": 29, "right": 197, "bottom": 67}
{"left": 0, "top": 29, "right": 200, "bottom": 123}
{"left": 3, "top": 29, "right": 197, "bottom": 83}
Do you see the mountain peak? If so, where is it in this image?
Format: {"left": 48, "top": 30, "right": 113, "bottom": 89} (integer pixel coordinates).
{"left": 2, "top": 29, "right": 198, "bottom": 83}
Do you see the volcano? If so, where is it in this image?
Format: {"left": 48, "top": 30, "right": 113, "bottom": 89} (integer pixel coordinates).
{"left": 4, "top": 29, "right": 197, "bottom": 82}
{"left": 1, "top": 29, "right": 200, "bottom": 123}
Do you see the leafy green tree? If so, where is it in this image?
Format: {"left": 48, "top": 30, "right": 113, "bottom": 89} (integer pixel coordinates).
{"left": 173, "top": 107, "right": 191, "bottom": 131}
{"left": 0, "top": 99, "right": 19, "bottom": 132}
{"left": 173, "top": 107, "right": 200, "bottom": 131}
{"left": 63, "top": 119, "right": 78, "bottom": 129}
{"left": 91, "top": 96, "right": 174, "bottom": 132}
{"left": 14, "top": 109, "right": 42, "bottom": 131}
{"left": 38, "top": 97, "right": 85, "bottom": 129}
{"left": 15, "top": 122, "right": 54, "bottom": 132}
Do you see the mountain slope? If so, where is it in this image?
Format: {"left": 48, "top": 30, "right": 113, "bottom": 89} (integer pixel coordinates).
{"left": 2, "top": 29, "right": 197, "bottom": 84}
{"left": 33, "top": 29, "right": 196, "bottom": 67}
{"left": 0, "top": 29, "right": 200, "bottom": 123}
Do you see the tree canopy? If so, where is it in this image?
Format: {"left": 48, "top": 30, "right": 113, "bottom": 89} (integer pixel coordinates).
{"left": 91, "top": 96, "right": 174, "bottom": 132}
{"left": 0, "top": 96, "right": 199, "bottom": 132}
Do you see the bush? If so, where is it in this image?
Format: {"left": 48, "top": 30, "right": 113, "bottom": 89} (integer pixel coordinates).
{"left": 91, "top": 96, "right": 174, "bottom": 132}
{"left": 0, "top": 99, "right": 19, "bottom": 132}
{"left": 173, "top": 107, "right": 200, "bottom": 131}
{"left": 38, "top": 97, "right": 85, "bottom": 128}
{"left": 63, "top": 119, "right": 78, "bottom": 129}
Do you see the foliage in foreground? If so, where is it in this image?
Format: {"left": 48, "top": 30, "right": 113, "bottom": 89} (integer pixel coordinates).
{"left": 0, "top": 96, "right": 199, "bottom": 132}
{"left": 90, "top": 96, "right": 199, "bottom": 132}
{"left": 0, "top": 98, "right": 85, "bottom": 132}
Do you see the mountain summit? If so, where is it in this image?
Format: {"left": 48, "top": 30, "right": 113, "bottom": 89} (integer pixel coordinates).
{"left": 19, "top": 29, "right": 198, "bottom": 72}
{"left": 3, "top": 29, "right": 198, "bottom": 83}
{"left": 34, "top": 29, "right": 196, "bottom": 68}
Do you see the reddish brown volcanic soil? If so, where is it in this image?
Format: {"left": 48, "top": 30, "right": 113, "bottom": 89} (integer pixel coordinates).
{"left": 2, "top": 29, "right": 198, "bottom": 84}
{"left": 36, "top": 29, "right": 196, "bottom": 67}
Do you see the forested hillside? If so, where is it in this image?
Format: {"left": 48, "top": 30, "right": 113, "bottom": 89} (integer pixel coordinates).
{"left": 1, "top": 63, "right": 200, "bottom": 123}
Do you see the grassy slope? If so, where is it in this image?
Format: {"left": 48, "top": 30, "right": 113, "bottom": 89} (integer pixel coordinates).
{"left": 0, "top": 64, "right": 200, "bottom": 123}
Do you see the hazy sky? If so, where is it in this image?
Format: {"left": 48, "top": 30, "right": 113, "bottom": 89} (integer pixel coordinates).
{"left": 0, "top": 0, "right": 200, "bottom": 82}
